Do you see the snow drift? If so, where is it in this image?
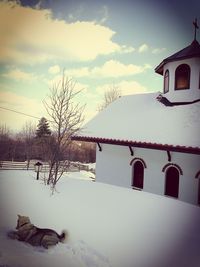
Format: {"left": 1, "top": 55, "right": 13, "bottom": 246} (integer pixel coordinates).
{"left": 0, "top": 170, "right": 199, "bottom": 267}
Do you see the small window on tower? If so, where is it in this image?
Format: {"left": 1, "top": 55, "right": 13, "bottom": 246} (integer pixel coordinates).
{"left": 175, "top": 64, "right": 190, "bottom": 90}
{"left": 164, "top": 70, "right": 169, "bottom": 93}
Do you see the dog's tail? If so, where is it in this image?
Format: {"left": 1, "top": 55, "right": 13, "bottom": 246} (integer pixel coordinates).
{"left": 59, "top": 230, "right": 68, "bottom": 243}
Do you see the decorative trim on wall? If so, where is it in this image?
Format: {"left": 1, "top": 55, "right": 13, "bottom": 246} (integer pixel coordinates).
{"left": 129, "top": 146, "right": 134, "bottom": 156}
{"left": 195, "top": 170, "right": 200, "bottom": 178}
{"left": 167, "top": 151, "right": 171, "bottom": 162}
{"left": 130, "top": 157, "right": 147, "bottom": 168}
{"left": 97, "top": 142, "right": 102, "bottom": 152}
{"left": 162, "top": 163, "right": 183, "bottom": 175}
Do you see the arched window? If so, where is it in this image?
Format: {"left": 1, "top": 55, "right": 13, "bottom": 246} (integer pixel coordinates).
{"left": 165, "top": 167, "right": 179, "bottom": 198}
{"left": 132, "top": 161, "right": 144, "bottom": 190}
{"left": 164, "top": 70, "right": 169, "bottom": 93}
{"left": 175, "top": 64, "right": 190, "bottom": 90}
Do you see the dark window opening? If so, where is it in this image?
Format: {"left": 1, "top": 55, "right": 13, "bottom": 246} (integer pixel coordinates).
{"left": 175, "top": 64, "right": 190, "bottom": 90}
{"left": 164, "top": 70, "right": 169, "bottom": 93}
{"left": 132, "top": 161, "right": 144, "bottom": 189}
{"left": 165, "top": 167, "right": 179, "bottom": 198}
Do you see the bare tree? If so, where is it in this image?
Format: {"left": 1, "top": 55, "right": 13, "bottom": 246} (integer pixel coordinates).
{"left": 20, "top": 121, "right": 36, "bottom": 169}
{"left": 44, "top": 74, "right": 85, "bottom": 187}
{"left": 0, "top": 124, "right": 10, "bottom": 137}
{"left": 0, "top": 124, "right": 11, "bottom": 161}
{"left": 98, "top": 84, "right": 121, "bottom": 112}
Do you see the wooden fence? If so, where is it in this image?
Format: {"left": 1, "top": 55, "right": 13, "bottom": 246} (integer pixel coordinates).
{"left": 0, "top": 161, "right": 34, "bottom": 170}
{"left": 0, "top": 160, "right": 95, "bottom": 174}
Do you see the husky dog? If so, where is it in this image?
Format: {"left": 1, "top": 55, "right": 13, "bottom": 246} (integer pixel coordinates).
{"left": 7, "top": 215, "right": 67, "bottom": 249}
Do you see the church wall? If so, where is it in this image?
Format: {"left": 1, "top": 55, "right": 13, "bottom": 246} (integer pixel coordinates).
{"left": 174, "top": 152, "right": 200, "bottom": 204}
{"left": 95, "top": 144, "right": 132, "bottom": 187}
{"left": 136, "top": 147, "right": 166, "bottom": 195}
{"left": 95, "top": 144, "right": 200, "bottom": 205}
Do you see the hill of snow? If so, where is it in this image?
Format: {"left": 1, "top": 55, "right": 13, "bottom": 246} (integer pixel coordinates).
{"left": 0, "top": 170, "right": 200, "bottom": 267}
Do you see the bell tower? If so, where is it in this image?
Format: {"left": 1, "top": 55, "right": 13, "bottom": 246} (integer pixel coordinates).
{"left": 155, "top": 19, "right": 200, "bottom": 104}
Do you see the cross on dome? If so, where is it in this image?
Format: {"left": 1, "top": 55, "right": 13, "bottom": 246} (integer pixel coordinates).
{"left": 193, "top": 18, "right": 199, "bottom": 41}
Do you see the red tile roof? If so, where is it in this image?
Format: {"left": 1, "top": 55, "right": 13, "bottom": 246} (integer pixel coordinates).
{"left": 72, "top": 135, "right": 200, "bottom": 155}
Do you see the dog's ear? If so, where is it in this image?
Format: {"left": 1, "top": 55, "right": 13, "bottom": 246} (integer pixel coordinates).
{"left": 17, "top": 214, "right": 21, "bottom": 219}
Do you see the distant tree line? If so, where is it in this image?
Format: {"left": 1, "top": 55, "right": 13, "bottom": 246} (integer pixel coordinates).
{"left": 0, "top": 120, "right": 95, "bottom": 164}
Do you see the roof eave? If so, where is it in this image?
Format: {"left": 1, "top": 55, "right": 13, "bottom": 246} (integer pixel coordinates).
{"left": 155, "top": 54, "right": 200, "bottom": 75}
{"left": 72, "top": 136, "right": 200, "bottom": 155}
{"left": 155, "top": 62, "right": 164, "bottom": 75}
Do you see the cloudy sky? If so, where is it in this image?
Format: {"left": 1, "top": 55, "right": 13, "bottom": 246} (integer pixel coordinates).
{"left": 0, "top": 0, "right": 199, "bottom": 132}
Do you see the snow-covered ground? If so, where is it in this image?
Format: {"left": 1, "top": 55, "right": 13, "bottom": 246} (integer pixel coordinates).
{"left": 0, "top": 170, "right": 200, "bottom": 267}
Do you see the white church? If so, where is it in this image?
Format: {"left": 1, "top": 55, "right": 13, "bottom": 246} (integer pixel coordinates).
{"left": 73, "top": 23, "right": 200, "bottom": 206}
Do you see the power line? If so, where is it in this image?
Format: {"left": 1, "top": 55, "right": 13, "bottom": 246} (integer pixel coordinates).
{"left": 0, "top": 106, "right": 42, "bottom": 121}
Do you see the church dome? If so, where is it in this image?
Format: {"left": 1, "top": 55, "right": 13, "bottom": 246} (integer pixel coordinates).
{"left": 155, "top": 39, "right": 200, "bottom": 75}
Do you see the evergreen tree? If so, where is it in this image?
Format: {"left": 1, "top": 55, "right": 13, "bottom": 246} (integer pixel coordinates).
{"left": 36, "top": 117, "right": 51, "bottom": 138}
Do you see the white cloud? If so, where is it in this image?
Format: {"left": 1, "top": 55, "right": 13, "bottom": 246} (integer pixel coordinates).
{"left": 138, "top": 43, "right": 166, "bottom": 54}
{"left": 138, "top": 44, "right": 149, "bottom": 53}
{"left": 0, "top": 1, "right": 134, "bottom": 64}
{"left": 91, "top": 60, "right": 145, "bottom": 77}
{"left": 118, "top": 80, "right": 147, "bottom": 95}
{"left": 48, "top": 65, "right": 60, "bottom": 74}
{"left": 152, "top": 47, "right": 166, "bottom": 54}
{"left": 96, "top": 80, "right": 147, "bottom": 96}
{"left": 65, "top": 67, "right": 90, "bottom": 78}
{"left": 64, "top": 60, "right": 150, "bottom": 79}
{"left": 99, "top": 5, "right": 109, "bottom": 24}
{"left": 2, "top": 68, "right": 36, "bottom": 82}
{"left": 34, "top": 0, "right": 42, "bottom": 10}
{"left": 143, "top": 63, "right": 152, "bottom": 69}
{"left": 120, "top": 45, "right": 135, "bottom": 54}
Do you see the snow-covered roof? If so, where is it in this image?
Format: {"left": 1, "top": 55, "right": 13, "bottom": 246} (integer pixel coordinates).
{"left": 73, "top": 92, "right": 200, "bottom": 154}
